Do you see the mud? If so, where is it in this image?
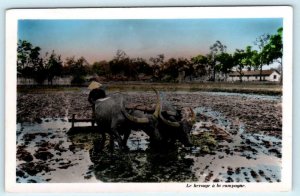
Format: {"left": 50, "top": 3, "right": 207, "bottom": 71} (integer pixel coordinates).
{"left": 17, "top": 89, "right": 281, "bottom": 135}
{"left": 16, "top": 89, "right": 282, "bottom": 183}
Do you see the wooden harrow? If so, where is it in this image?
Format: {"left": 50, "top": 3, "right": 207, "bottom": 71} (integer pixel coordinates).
{"left": 69, "top": 114, "right": 96, "bottom": 128}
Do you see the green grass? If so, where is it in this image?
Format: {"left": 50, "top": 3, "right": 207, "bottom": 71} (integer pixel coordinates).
{"left": 107, "top": 82, "right": 282, "bottom": 95}
{"left": 17, "top": 85, "right": 83, "bottom": 93}
{"left": 17, "top": 82, "right": 282, "bottom": 95}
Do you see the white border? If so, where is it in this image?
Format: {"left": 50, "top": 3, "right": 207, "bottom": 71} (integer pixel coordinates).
{"left": 5, "top": 6, "right": 293, "bottom": 193}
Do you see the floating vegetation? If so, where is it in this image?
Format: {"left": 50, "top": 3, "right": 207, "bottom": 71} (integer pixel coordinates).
{"left": 191, "top": 132, "right": 218, "bottom": 154}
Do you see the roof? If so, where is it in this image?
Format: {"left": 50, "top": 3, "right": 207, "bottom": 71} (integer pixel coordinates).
{"left": 229, "top": 70, "right": 280, "bottom": 76}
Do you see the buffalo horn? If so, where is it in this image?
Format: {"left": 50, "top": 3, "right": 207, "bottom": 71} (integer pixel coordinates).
{"left": 189, "top": 107, "right": 196, "bottom": 124}
{"left": 158, "top": 98, "right": 180, "bottom": 128}
{"left": 121, "top": 108, "right": 150, "bottom": 123}
{"left": 121, "top": 98, "right": 149, "bottom": 124}
{"left": 153, "top": 88, "right": 160, "bottom": 118}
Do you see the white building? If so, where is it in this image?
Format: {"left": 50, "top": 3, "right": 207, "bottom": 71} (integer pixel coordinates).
{"left": 228, "top": 70, "right": 281, "bottom": 82}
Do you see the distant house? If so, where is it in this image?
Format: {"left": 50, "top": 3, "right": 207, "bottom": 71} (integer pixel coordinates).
{"left": 228, "top": 70, "right": 281, "bottom": 82}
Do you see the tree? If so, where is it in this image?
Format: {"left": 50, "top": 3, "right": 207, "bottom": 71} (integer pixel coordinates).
{"left": 254, "top": 34, "right": 271, "bottom": 81}
{"left": 45, "top": 50, "right": 63, "bottom": 85}
{"left": 131, "top": 57, "right": 152, "bottom": 76}
{"left": 262, "top": 27, "right": 283, "bottom": 83}
{"left": 17, "top": 40, "right": 33, "bottom": 72}
{"left": 177, "top": 58, "right": 191, "bottom": 82}
{"left": 17, "top": 40, "right": 48, "bottom": 84}
{"left": 243, "top": 46, "right": 259, "bottom": 71}
{"left": 65, "top": 56, "right": 89, "bottom": 84}
{"left": 64, "top": 57, "right": 76, "bottom": 74}
{"left": 249, "top": 49, "right": 260, "bottom": 71}
{"left": 156, "top": 57, "right": 191, "bottom": 82}
{"left": 191, "top": 54, "right": 208, "bottom": 79}
{"left": 109, "top": 50, "right": 130, "bottom": 77}
{"left": 149, "top": 54, "right": 165, "bottom": 79}
{"left": 209, "top": 40, "right": 227, "bottom": 81}
{"left": 17, "top": 40, "right": 42, "bottom": 78}
{"left": 29, "top": 46, "right": 41, "bottom": 70}
{"left": 114, "top": 49, "right": 128, "bottom": 61}
{"left": 124, "top": 60, "right": 138, "bottom": 80}
{"left": 215, "top": 52, "right": 234, "bottom": 80}
{"left": 33, "top": 59, "right": 48, "bottom": 84}
{"left": 92, "top": 60, "right": 110, "bottom": 76}
{"left": 163, "top": 58, "right": 178, "bottom": 80}
{"left": 233, "top": 49, "right": 248, "bottom": 83}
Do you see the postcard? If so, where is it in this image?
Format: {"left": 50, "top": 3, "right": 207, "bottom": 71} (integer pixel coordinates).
{"left": 5, "top": 6, "right": 293, "bottom": 192}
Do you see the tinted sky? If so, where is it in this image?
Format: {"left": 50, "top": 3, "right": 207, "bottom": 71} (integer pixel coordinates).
{"left": 18, "top": 19, "right": 282, "bottom": 63}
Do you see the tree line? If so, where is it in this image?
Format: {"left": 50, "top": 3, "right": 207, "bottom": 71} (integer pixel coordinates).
{"left": 17, "top": 27, "right": 282, "bottom": 84}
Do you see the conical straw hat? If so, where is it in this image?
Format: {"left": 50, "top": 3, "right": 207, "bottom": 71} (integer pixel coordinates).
{"left": 88, "top": 81, "right": 102, "bottom": 90}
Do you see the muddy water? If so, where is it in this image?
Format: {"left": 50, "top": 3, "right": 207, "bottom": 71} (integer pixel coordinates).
{"left": 17, "top": 120, "right": 98, "bottom": 183}
{"left": 189, "top": 107, "right": 281, "bottom": 183}
{"left": 16, "top": 91, "right": 282, "bottom": 183}
{"left": 16, "top": 109, "right": 281, "bottom": 183}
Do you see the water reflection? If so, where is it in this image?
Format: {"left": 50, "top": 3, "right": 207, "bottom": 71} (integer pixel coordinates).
{"left": 89, "top": 148, "right": 196, "bottom": 182}
{"left": 68, "top": 129, "right": 196, "bottom": 182}
{"left": 16, "top": 115, "right": 282, "bottom": 183}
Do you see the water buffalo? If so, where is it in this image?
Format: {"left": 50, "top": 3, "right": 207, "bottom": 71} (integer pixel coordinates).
{"left": 157, "top": 95, "right": 195, "bottom": 147}
{"left": 93, "top": 91, "right": 161, "bottom": 151}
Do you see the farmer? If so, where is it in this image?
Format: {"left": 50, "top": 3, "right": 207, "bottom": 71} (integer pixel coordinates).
{"left": 88, "top": 81, "right": 106, "bottom": 123}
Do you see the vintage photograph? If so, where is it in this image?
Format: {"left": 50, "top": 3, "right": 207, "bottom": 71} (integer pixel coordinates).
{"left": 6, "top": 7, "right": 292, "bottom": 192}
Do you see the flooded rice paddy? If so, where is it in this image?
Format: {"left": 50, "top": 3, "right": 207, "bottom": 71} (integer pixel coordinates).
{"left": 16, "top": 89, "right": 282, "bottom": 183}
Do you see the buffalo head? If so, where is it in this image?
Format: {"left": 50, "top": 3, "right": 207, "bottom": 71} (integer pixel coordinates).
{"left": 157, "top": 95, "right": 195, "bottom": 147}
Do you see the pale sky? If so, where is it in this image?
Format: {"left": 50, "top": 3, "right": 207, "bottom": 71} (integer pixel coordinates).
{"left": 18, "top": 18, "right": 282, "bottom": 64}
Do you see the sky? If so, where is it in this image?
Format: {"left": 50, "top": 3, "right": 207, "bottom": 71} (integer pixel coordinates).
{"left": 18, "top": 18, "right": 283, "bottom": 64}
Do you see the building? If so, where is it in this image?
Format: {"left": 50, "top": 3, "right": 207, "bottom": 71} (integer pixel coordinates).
{"left": 228, "top": 70, "right": 281, "bottom": 82}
